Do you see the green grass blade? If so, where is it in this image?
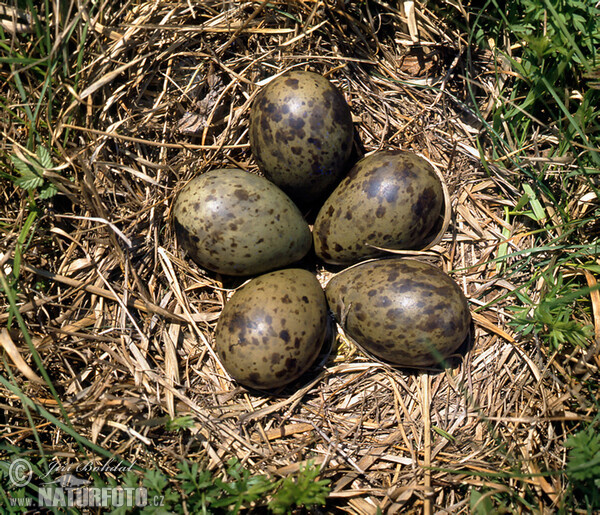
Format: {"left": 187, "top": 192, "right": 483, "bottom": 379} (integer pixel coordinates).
{"left": 542, "top": 0, "right": 593, "bottom": 74}
{"left": 541, "top": 76, "right": 600, "bottom": 166}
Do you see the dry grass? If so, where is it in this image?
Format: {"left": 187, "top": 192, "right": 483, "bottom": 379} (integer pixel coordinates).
{"left": 1, "top": 1, "right": 598, "bottom": 513}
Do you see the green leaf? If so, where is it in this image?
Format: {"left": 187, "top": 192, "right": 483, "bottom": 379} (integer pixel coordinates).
{"left": 470, "top": 489, "right": 496, "bottom": 514}
{"left": 522, "top": 184, "right": 546, "bottom": 221}
{"left": 36, "top": 145, "right": 53, "bottom": 169}
{"left": 39, "top": 182, "right": 57, "bottom": 199}
{"left": 269, "top": 460, "right": 330, "bottom": 514}
{"left": 10, "top": 154, "right": 38, "bottom": 176}
{"left": 15, "top": 174, "right": 44, "bottom": 191}
{"left": 513, "top": 192, "right": 530, "bottom": 212}
{"left": 566, "top": 426, "right": 600, "bottom": 482}
{"left": 143, "top": 469, "right": 170, "bottom": 494}
{"left": 166, "top": 415, "right": 195, "bottom": 432}
{"left": 432, "top": 425, "right": 456, "bottom": 442}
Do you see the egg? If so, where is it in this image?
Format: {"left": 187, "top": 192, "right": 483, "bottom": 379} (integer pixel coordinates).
{"left": 214, "top": 268, "right": 328, "bottom": 390}
{"left": 325, "top": 258, "right": 471, "bottom": 367}
{"left": 172, "top": 169, "right": 311, "bottom": 276}
{"left": 249, "top": 70, "right": 354, "bottom": 203}
{"left": 313, "top": 150, "right": 444, "bottom": 265}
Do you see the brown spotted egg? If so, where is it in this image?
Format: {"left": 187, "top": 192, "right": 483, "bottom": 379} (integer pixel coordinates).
{"left": 249, "top": 70, "right": 354, "bottom": 203}
{"left": 172, "top": 169, "right": 311, "bottom": 276}
{"left": 325, "top": 258, "right": 471, "bottom": 367}
{"left": 313, "top": 151, "right": 444, "bottom": 265}
{"left": 214, "top": 268, "right": 328, "bottom": 390}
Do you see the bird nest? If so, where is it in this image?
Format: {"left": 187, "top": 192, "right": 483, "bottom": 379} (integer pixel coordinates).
{"left": 1, "top": 1, "right": 597, "bottom": 513}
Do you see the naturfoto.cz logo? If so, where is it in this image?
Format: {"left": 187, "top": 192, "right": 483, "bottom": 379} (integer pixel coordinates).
{"left": 7, "top": 458, "right": 165, "bottom": 509}
{"left": 38, "top": 484, "right": 148, "bottom": 508}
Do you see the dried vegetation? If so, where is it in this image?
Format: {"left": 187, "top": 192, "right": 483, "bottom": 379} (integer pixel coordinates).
{"left": 1, "top": 1, "right": 598, "bottom": 513}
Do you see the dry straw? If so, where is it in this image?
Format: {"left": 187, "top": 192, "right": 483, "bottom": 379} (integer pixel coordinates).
{"left": 2, "top": 1, "right": 595, "bottom": 513}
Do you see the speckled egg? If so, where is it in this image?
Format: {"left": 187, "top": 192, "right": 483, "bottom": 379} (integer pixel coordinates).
{"left": 313, "top": 150, "right": 444, "bottom": 265}
{"left": 249, "top": 70, "right": 354, "bottom": 202}
{"left": 214, "top": 269, "right": 328, "bottom": 390}
{"left": 325, "top": 258, "right": 471, "bottom": 367}
{"left": 172, "top": 169, "right": 311, "bottom": 276}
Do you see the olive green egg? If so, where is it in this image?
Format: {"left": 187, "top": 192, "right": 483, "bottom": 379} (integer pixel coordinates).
{"left": 214, "top": 269, "right": 328, "bottom": 390}
{"left": 325, "top": 258, "right": 471, "bottom": 367}
{"left": 249, "top": 70, "right": 354, "bottom": 202}
{"left": 172, "top": 169, "right": 312, "bottom": 276}
{"left": 313, "top": 151, "right": 444, "bottom": 265}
